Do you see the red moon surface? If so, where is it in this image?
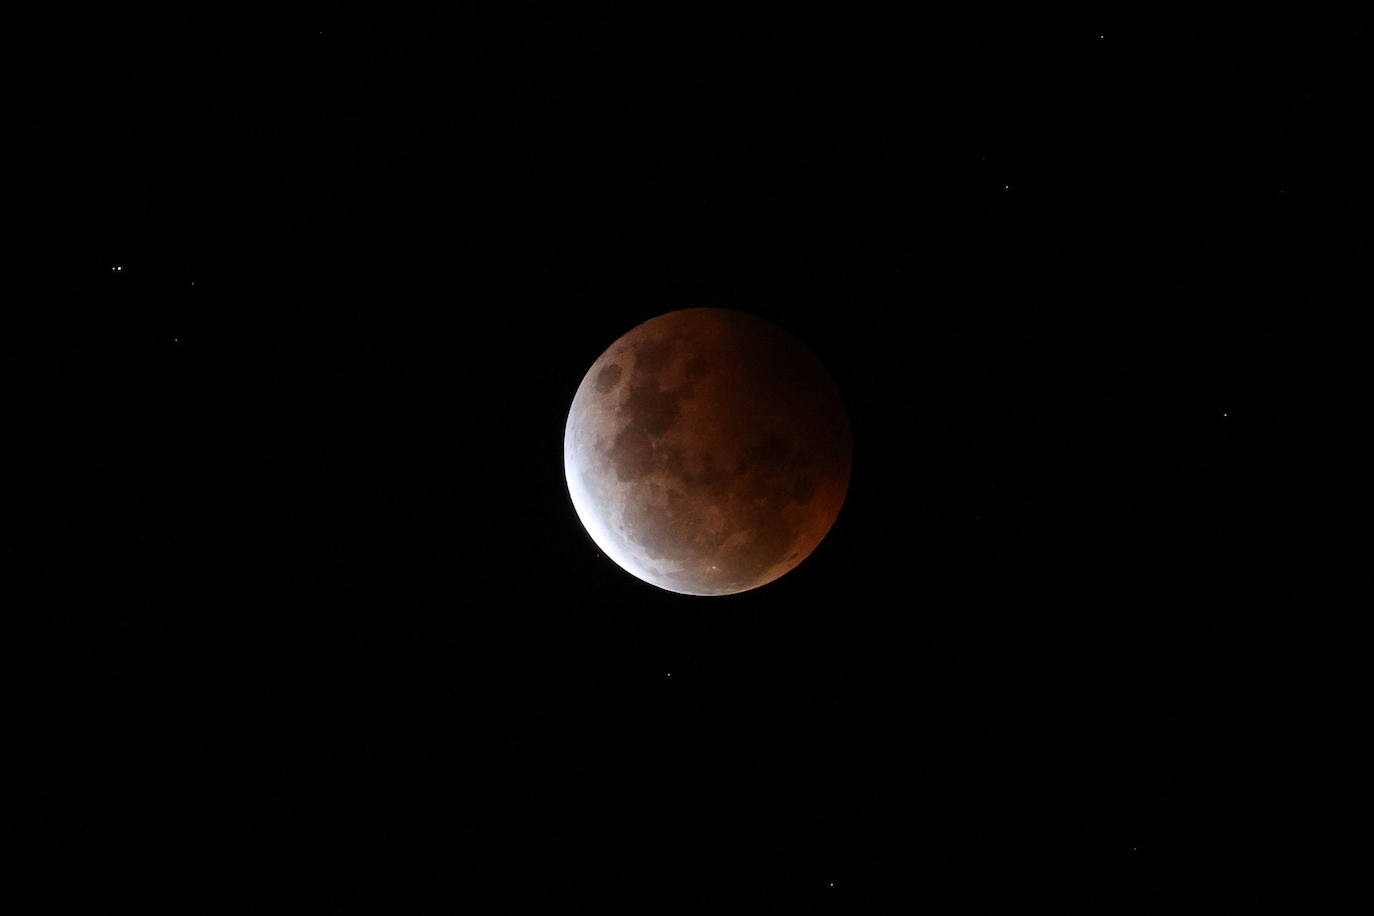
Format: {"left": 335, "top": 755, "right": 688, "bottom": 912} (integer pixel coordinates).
{"left": 564, "top": 308, "right": 851, "bottom": 596}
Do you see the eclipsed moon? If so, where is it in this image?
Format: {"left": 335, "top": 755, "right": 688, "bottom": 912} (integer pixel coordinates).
{"left": 564, "top": 308, "right": 851, "bottom": 596}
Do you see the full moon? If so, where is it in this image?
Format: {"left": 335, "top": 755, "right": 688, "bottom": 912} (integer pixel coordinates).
{"left": 564, "top": 308, "right": 851, "bottom": 596}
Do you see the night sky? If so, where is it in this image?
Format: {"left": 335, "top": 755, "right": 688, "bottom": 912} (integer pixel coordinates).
{"left": 22, "top": 11, "right": 1361, "bottom": 912}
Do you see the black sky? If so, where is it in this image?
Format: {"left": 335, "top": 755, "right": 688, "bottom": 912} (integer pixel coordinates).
{"left": 20, "top": 10, "right": 1362, "bottom": 912}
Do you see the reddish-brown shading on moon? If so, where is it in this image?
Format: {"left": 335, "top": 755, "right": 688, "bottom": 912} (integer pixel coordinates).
{"left": 565, "top": 308, "right": 851, "bottom": 596}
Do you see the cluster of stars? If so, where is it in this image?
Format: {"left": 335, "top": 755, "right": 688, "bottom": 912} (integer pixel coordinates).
{"left": 978, "top": 34, "right": 1109, "bottom": 192}
{"left": 111, "top": 263, "right": 196, "bottom": 344}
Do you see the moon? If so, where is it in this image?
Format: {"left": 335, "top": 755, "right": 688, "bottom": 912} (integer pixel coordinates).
{"left": 564, "top": 308, "right": 851, "bottom": 596}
